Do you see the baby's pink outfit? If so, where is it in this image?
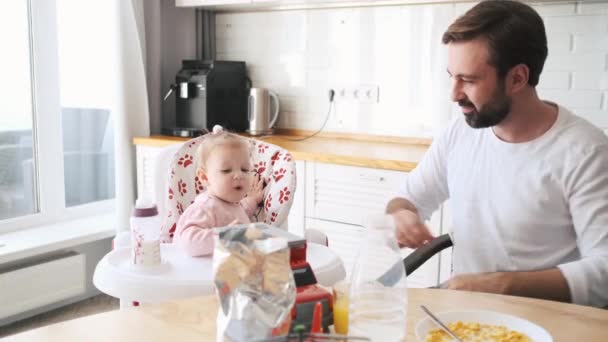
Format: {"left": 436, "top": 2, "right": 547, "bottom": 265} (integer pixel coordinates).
{"left": 174, "top": 192, "right": 258, "bottom": 256}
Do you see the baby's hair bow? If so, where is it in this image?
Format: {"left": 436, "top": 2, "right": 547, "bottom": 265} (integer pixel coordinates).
{"left": 212, "top": 125, "right": 224, "bottom": 134}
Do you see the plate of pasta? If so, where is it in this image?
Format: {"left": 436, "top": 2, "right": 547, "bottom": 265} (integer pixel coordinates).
{"left": 415, "top": 310, "right": 553, "bottom": 342}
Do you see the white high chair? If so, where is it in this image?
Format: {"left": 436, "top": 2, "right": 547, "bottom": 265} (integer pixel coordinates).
{"left": 159, "top": 134, "right": 297, "bottom": 242}
{"left": 95, "top": 134, "right": 343, "bottom": 308}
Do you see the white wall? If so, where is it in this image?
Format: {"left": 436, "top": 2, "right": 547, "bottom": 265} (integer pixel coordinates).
{"left": 216, "top": 1, "right": 608, "bottom": 137}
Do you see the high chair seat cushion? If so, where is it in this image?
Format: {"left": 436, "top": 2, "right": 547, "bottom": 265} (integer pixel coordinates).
{"left": 160, "top": 136, "right": 296, "bottom": 243}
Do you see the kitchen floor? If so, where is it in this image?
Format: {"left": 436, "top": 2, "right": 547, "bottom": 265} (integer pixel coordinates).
{"left": 0, "top": 294, "right": 119, "bottom": 338}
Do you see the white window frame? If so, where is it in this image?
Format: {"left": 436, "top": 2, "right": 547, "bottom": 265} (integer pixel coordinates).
{"left": 0, "top": 0, "right": 114, "bottom": 234}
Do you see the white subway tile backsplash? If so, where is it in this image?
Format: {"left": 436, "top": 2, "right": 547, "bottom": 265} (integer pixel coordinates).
{"left": 454, "top": 2, "right": 477, "bottom": 16}
{"left": 533, "top": 2, "right": 576, "bottom": 16}
{"left": 538, "top": 71, "right": 570, "bottom": 90}
{"left": 572, "top": 71, "right": 608, "bottom": 90}
{"left": 579, "top": 2, "right": 608, "bottom": 14}
{"left": 547, "top": 33, "right": 572, "bottom": 53}
{"left": 573, "top": 34, "right": 608, "bottom": 52}
{"left": 545, "top": 53, "right": 606, "bottom": 72}
{"left": 544, "top": 15, "right": 608, "bottom": 33}
{"left": 539, "top": 90, "right": 603, "bottom": 109}
{"left": 216, "top": 1, "right": 608, "bottom": 136}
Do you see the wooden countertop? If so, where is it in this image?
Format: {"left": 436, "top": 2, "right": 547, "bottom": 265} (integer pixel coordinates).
{"left": 133, "top": 130, "right": 431, "bottom": 172}
{"left": 6, "top": 289, "right": 608, "bottom": 342}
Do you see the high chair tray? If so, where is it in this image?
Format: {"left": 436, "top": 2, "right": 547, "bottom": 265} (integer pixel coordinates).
{"left": 93, "top": 242, "right": 345, "bottom": 304}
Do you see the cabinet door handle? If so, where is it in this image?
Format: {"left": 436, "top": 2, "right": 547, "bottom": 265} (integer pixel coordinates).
{"left": 359, "top": 174, "right": 386, "bottom": 182}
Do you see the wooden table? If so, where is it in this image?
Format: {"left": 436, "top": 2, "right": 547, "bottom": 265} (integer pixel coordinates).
{"left": 4, "top": 289, "right": 608, "bottom": 342}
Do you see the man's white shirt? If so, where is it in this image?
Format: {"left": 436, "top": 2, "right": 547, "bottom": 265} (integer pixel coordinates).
{"left": 398, "top": 104, "right": 608, "bottom": 307}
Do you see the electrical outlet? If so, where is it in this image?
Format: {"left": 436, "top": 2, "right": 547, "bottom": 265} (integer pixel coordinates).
{"left": 333, "top": 85, "right": 379, "bottom": 103}
{"left": 356, "top": 84, "right": 379, "bottom": 103}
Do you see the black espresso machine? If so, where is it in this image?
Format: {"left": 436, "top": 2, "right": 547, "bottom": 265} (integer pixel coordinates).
{"left": 162, "top": 60, "right": 250, "bottom": 137}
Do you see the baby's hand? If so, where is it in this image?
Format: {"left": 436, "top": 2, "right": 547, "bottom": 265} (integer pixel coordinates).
{"left": 248, "top": 173, "right": 265, "bottom": 205}
{"left": 228, "top": 219, "right": 241, "bottom": 226}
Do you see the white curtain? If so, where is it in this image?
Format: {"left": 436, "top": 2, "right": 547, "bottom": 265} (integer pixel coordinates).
{"left": 113, "top": 0, "right": 150, "bottom": 233}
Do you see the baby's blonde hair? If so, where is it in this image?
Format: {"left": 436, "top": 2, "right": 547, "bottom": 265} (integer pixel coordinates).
{"left": 195, "top": 129, "right": 251, "bottom": 171}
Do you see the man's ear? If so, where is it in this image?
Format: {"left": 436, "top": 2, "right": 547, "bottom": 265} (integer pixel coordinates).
{"left": 196, "top": 168, "right": 207, "bottom": 182}
{"left": 506, "top": 63, "right": 529, "bottom": 95}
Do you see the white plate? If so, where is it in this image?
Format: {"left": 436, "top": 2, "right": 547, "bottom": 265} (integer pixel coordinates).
{"left": 415, "top": 310, "right": 553, "bottom": 342}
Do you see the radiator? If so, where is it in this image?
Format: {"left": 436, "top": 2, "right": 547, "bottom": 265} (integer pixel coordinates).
{"left": 0, "top": 252, "right": 86, "bottom": 319}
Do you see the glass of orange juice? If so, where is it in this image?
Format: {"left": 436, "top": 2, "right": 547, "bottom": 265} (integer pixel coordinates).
{"left": 333, "top": 280, "right": 350, "bottom": 335}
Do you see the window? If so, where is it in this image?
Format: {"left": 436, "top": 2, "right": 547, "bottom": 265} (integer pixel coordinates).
{"left": 0, "top": 0, "right": 116, "bottom": 232}
{"left": 56, "top": 0, "right": 116, "bottom": 208}
{"left": 0, "top": 1, "right": 37, "bottom": 221}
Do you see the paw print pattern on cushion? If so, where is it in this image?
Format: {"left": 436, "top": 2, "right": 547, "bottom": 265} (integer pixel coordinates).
{"left": 168, "top": 187, "right": 174, "bottom": 200}
{"left": 178, "top": 154, "right": 194, "bottom": 168}
{"left": 178, "top": 179, "right": 187, "bottom": 196}
{"left": 270, "top": 152, "right": 281, "bottom": 166}
{"left": 273, "top": 168, "right": 286, "bottom": 182}
{"left": 265, "top": 194, "right": 273, "bottom": 211}
{"left": 194, "top": 176, "right": 204, "bottom": 194}
{"left": 176, "top": 202, "right": 184, "bottom": 215}
{"left": 169, "top": 223, "right": 176, "bottom": 235}
{"left": 254, "top": 161, "right": 267, "bottom": 175}
{"left": 279, "top": 187, "right": 291, "bottom": 204}
{"left": 258, "top": 144, "right": 269, "bottom": 154}
{"left": 270, "top": 212, "right": 278, "bottom": 223}
{"left": 283, "top": 153, "right": 293, "bottom": 162}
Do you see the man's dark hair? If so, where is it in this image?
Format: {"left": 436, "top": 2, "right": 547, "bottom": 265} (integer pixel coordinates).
{"left": 442, "top": 0, "right": 548, "bottom": 86}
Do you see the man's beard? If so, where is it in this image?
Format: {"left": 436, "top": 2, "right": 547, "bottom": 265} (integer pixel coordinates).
{"left": 459, "top": 88, "right": 511, "bottom": 128}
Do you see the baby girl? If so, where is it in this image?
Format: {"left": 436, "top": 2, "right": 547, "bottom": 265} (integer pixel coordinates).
{"left": 174, "top": 126, "right": 264, "bottom": 256}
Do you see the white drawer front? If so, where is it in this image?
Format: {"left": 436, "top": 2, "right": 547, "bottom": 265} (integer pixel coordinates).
{"left": 305, "top": 163, "right": 405, "bottom": 226}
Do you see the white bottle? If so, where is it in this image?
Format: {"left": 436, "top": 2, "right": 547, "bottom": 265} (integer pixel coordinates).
{"left": 130, "top": 198, "right": 162, "bottom": 266}
{"left": 348, "top": 214, "right": 408, "bottom": 342}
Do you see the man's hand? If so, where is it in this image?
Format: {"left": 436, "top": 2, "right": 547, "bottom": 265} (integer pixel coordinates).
{"left": 446, "top": 272, "right": 512, "bottom": 295}
{"left": 391, "top": 209, "right": 435, "bottom": 249}
{"left": 248, "top": 173, "right": 265, "bottom": 205}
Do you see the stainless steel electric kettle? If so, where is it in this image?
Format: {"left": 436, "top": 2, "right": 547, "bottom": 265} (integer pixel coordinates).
{"left": 247, "top": 88, "right": 279, "bottom": 135}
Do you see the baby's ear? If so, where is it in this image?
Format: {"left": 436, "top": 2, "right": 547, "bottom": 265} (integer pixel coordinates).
{"left": 196, "top": 168, "right": 207, "bottom": 181}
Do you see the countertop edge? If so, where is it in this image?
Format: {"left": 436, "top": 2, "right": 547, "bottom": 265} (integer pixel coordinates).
{"left": 133, "top": 134, "right": 426, "bottom": 172}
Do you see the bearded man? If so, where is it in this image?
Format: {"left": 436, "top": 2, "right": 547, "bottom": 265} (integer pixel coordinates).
{"left": 387, "top": 0, "right": 608, "bottom": 308}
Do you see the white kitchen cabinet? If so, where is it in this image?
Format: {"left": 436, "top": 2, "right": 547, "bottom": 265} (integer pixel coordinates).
{"left": 305, "top": 217, "right": 364, "bottom": 279}
{"left": 304, "top": 162, "right": 404, "bottom": 226}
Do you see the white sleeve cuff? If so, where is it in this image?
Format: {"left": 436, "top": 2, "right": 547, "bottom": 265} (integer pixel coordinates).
{"left": 557, "top": 260, "right": 589, "bottom": 306}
